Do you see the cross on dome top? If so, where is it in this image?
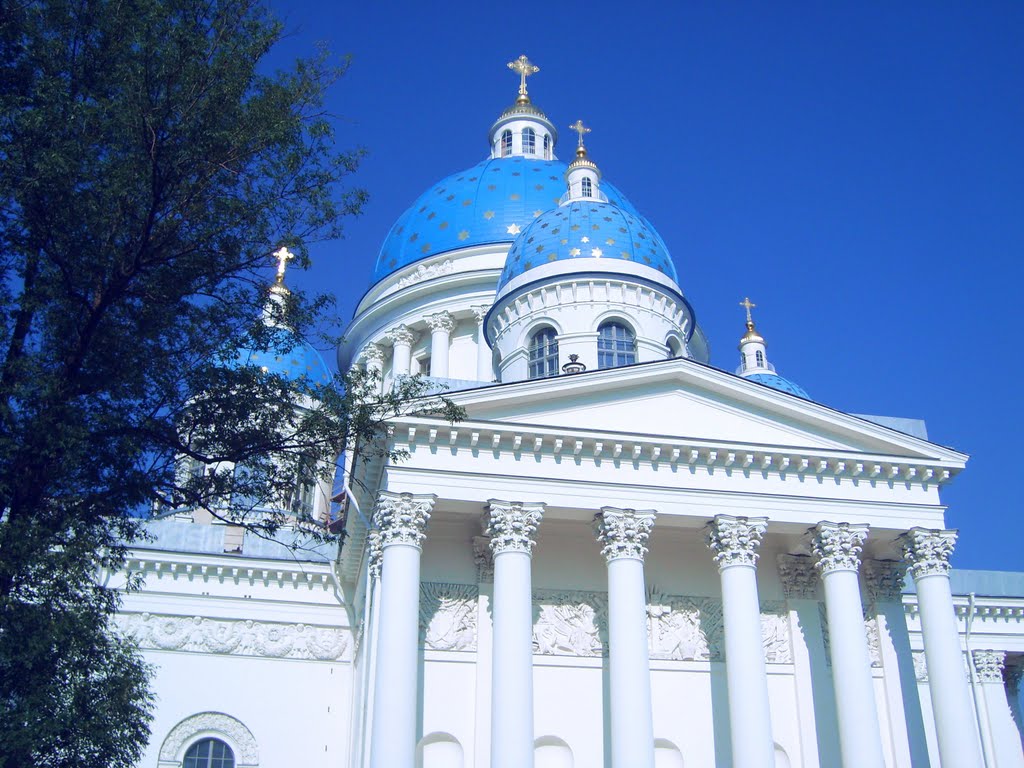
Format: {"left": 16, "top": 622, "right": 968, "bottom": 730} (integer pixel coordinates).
{"left": 273, "top": 246, "right": 295, "bottom": 287}
{"left": 507, "top": 55, "right": 540, "bottom": 105}
{"left": 569, "top": 119, "right": 591, "bottom": 148}
{"left": 739, "top": 296, "right": 756, "bottom": 324}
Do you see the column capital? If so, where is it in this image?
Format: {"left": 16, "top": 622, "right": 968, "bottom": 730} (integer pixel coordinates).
{"left": 471, "top": 305, "right": 490, "bottom": 323}
{"left": 809, "top": 521, "right": 868, "bottom": 574}
{"left": 900, "top": 527, "right": 957, "bottom": 579}
{"left": 863, "top": 558, "right": 909, "bottom": 603}
{"left": 594, "top": 507, "right": 656, "bottom": 561}
{"left": 367, "top": 529, "right": 383, "bottom": 580}
{"left": 472, "top": 535, "right": 494, "bottom": 582}
{"left": 706, "top": 515, "right": 767, "bottom": 569}
{"left": 485, "top": 500, "right": 544, "bottom": 555}
{"left": 371, "top": 491, "right": 436, "bottom": 549}
{"left": 777, "top": 554, "right": 819, "bottom": 599}
{"left": 387, "top": 324, "right": 418, "bottom": 347}
{"left": 972, "top": 650, "right": 1006, "bottom": 683}
{"left": 362, "top": 342, "right": 385, "bottom": 365}
{"left": 425, "top": 310, "right": 455, "bottom": 333}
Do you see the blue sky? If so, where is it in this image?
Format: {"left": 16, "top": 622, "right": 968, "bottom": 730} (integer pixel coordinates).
{"left": 267, "top": 2, "right": 1022, "bottom": 571}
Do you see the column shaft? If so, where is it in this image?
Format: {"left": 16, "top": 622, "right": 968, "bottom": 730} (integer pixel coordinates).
{"left": 707, "top": 515, "right": 774, "bottom": 768}
{"left": 388, "top": 325, "right": 416, "bottom": 378}
{"left": 472, "top": 307, "right": 492, "bottom": 382}
{"left": 597, "top": 507, "right": 657, "bottom": 768}
{"left": 426, "top": 311, "right": 454, "bottom": 378}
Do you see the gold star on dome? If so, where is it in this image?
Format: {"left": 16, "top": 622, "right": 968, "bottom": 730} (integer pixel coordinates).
{"left": 533, "top": 210, "right": 543, "bottom": 217}
{"left": 507, "top": 223, "right": 521, "bottom": 235}
{"left": 591, "top": 247, "right": 603, "bottom": 257}
{"left": 483, "top": 210, "right": 495, "bottom": 220}
{"left": 569, "top": 247, "right": 581, "bottom": 256}
{"left": 458, "top": 230, "right": 470, "bottom": 240}
{"left": 606, "top": 238, "right": 615, "bottom": 245}
{"left": 581, "top": 236, "right": 590, "bottom": 243}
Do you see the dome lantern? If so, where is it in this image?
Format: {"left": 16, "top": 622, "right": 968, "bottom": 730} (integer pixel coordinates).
{"left": 488, "top": 55, "right": 558, "bottom": 160}
{"left": 563, "top": 120, "right": 603, "bottom": 203}
{"left": 735, "top": 298, "right": 810, "bottom": 399}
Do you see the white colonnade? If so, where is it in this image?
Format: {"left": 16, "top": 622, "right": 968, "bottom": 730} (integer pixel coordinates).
{"left": 425, "top": 311, "right": 455, "bottom": 378}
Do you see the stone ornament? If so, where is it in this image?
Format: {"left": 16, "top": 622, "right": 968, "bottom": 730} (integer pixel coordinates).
{"left": 386, "top": 324, "right": 418, "bottom": 347}
{"left": 372, "top": 491, "right": 436, "bottom": 548}
{"left": 647, "top": 592, "right": 723, "bottom": 661}
{"left": 420, "top": 582, "right": 478, "bottom": 651}
{"left": 397, "top": 259, "right": 454, "bottom": 288}
{"left": 362, "top": 342, "right": 385, "bottom": 365}
{"left": 972, "top": 650, "right": 1006, "bottom": 683}
{"left": 706, "top": 515, "right": 768, "bottom": 569}
{"left": 760, "top": 601, "right": 794, "bottom": 664}
{"left": 594, "top": 507, "right": 656, "bottom": 561}
{"left": 116, "top": 612, "right": 348, "bottom": 661}
{"left": 470, "top": 304, "right": 490, "bottom": 323}
{"left": 425, "top": 310, "right": 456, "bottom": 333}
{"left": 777, "top": 554, "right": 819, "bottom": 599}
{"left": 159, "top": 711, "right": 259, "bottom": 765}
{"left": 533, "top": 589, "right": 608, "bottom": 656}
{"left": 901, "top": 527, "right": 958, "bottom": 578}
{"left": 810, "top": 522, "right": 869, "bottom": 574}
{"left": 472, "top": 535, "right": 494, "bottom": 582}
{"left": 913, "top": 650, "right": 929, "bottom": 681}
{"left": 486, "top": 499, "right": 544, "bottom": 555}
{"left": 863, "top": 559, "right": 908, "bottom": 603}
{"left": 367, "top": 530, "right": 383, "bottom": 580}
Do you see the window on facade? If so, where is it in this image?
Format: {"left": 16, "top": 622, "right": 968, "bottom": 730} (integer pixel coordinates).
{"left": 543, "top": 134, "right": 551, "bottom": 159}
{"left": 528, "top": 327, "right": 559, "bottom": 379}
{"left": 501, "top": 130, "right": 513, "bottom": 157}
{"left": 755, "top": 350, "right": 765, "bottom": 367}
{"left": 597, "top": 322, "right": 636, "bottom": 369}
{"left": 523, "top": 128, "right": 536, "bottom": 155}
{"left": 287, "top": 455, "right": 317, "bottom": 519}
{"left": 581, "top": 177, "right": 593, "bottom": 198}
{"left": 183, "top": 738, "right": 235, "bottom": 768}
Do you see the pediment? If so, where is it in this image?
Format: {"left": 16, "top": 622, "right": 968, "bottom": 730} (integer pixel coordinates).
{"left": 450, "top": 360, "right": 963, "bottom": 463}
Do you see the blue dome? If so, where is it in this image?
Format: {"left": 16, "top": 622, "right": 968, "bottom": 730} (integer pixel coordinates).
{"left": 498, "top": 200, "right": 678, "bottom": 289}
{"left": 236, "top": 341, "right": 332, "bottom": 387}
{"left": 745, "top": 373, "right": 810, "bottom": 399}
{"left": 373, "top": 156, "right": 640, "bottom": 283}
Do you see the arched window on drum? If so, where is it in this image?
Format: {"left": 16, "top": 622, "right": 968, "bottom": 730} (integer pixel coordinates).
{"left": 522, "top": 127, "right": 536, "bottom": 155}
{"left": 597, "top": 322, "right": 636, "bottom": 369}
{"left": 501, "top": 129, "right": 513, "bottom": 157}
{"left": 528, "top": 327, "right": 559, "bottom": 379}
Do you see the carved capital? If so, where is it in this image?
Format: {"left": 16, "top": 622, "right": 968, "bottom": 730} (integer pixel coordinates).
{"left": 901, "top": 527, "right": 957, "bottom": 579}
{"left": 863, "top": 559, "right": 908, "bottom": 603}
{"left": 777, "top": 554, "right": 819, "bottom": 599}
{"left": 485, "top": 500, "right": 544, "bottom": 555}
{"left": 387, "top": 324, "right": 418, "bottom": 347}
{"left": 595, "top": 507, "right": 656, "bottom": 561}
{"left": 472, "top": 535, "right": 494, "bottom": 582}
{"left": 362, "top": 342, "right": 385, "bottom": 365}
{"left": 367, "top": 530, "right": 383, "bottom": 580}
{"left": 810, "top": 522, "right": 868, "bottom": 574}
{"left": 706, "top": 515, "right": 767, "bottom": 569}
{"left": 471, "top": 304, "right": 490, "bottom": 323}
{"left": 372, "top": 491, "right": 436, "bottom": 549}
{"left": 973, "top": 650, "right": 1006, "bottom": 683}
{"left": 425, "top": 310, "right": 455, "bottom": 334}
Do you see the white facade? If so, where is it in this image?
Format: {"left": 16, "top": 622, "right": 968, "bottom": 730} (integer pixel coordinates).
{"left": 120, "top": 63, "right": 1024, "bottom": 768}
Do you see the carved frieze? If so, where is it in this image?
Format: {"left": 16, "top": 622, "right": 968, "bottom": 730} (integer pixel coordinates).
{"left": 397, "top": 259, "right": 454, "bottom": 288}
{"left": 760, "top": 601, "right": 793, "bottom": 664}
{"left": 647, "top": 593, "right": 722, "bottom": 661}
{"left": 777, "top": 554, "right": 819, "bottom": 600}
{"left": 863, "top": 559, "right": 908, "bottom": 604}
{"left": 533, "top": 589, "right": 608, "bottom": 657}
{"left": 116, "top": 612, "right": 349, "bottom": 661}
{"left": 913, "top": 650, "right": 928, "bottom": 681}
{"left": 419, "top": 581, "right": 478, "bottom": 651}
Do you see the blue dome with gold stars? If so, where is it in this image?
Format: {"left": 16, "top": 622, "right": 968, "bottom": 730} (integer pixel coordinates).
{"left": 745, "top": 372, "right": 810, "bottom": 399}
{"left": 373, "top": 156, "right": 640, "bottom": 283}
{"left": 498, "top": 200, "right": 678, "bottom": 289}
{"left": 235, "top": 341, "right": 332, "bottom": 387}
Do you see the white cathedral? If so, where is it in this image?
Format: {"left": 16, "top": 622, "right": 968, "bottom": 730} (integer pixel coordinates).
{"left": 117, "top": 57, "right": 1024, "bottom": 768}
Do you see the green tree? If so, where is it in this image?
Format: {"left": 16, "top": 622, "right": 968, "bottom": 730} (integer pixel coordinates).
{"left": 0, "top": 1, "right": 458, "bottom": 765}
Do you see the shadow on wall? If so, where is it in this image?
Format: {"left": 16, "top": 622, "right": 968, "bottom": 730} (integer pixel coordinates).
{"left": 654, "top": 737, "right": 684, "bottom": 766}
{"left": 415, "top": 732, "right": 463, "bottom": 768}
{"left": 534, "top": 735, "right": 574, "bottom": 768}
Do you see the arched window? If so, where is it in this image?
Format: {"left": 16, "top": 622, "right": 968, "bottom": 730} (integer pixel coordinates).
{"left": 287, "top": 455, "right": 317, "bottom": 519}
{"left": 598, "top": 322, "right": 636, "bottom": 369}
{"left": 522, "top": 127, "right": 536, "bottom": 155}
{"left": 755, "top": 350, "right": 765, "bottom": 367}
{"left": 501, "top": 130, "right": 513, "bottom": 157}
{"left": 183, "top": 738, "right": 235, "bottom": 768}
{"left": 528, "top": 327, "right": 559, "bottom": 379}
{"left": 581, "top": 177, "right": 593, "bottom": 198}
{"left": 666, "top": 337, "right": 683, "bottom": 359}
{"left": 543, "top": 134, "right": 551, "bottom": 159}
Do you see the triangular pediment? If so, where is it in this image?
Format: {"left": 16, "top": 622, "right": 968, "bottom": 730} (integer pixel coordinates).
{"left": 449, "top": 360, "right": 963, "bottom": 463}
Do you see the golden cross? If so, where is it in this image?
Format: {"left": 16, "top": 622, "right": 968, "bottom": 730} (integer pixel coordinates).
{"left": 273, "top": 246, "right": 295, "bottom": 284}
{"left": 507, "top": 55, "right": 540, "bottom": 99}
{"left": 739, "top": 297, "right": 756, "bottom": 323}
{"left": 569, "top": 119, "right": 591, "bottom": 147}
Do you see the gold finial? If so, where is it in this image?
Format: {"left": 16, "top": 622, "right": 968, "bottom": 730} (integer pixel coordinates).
{"left": 273, "top": 246, "right": 295, "bottom": 287}
{"left": 569, "top": 119, "right": 591, "bottom": 149}
{"left": 739, "top": 297, "right": 756, "bottom": 325}
{"left": 507, "top": 55, "right": 540, "bottom": 105}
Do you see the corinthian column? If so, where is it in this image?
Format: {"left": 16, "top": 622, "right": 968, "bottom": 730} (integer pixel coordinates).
{"left": 369, "top": 492, "right": 436, "bottom": 768}
{"left": 387, "top": 325, "right": 417, "bottom": 378}
{"left": 901, "top": 528, "right": 983, "bottom": 768}
{"left": 362, "top": 342, "right": 385, "bottom": 395}
{"left": 595, "top": 507, "right": 657, "bottom": 768}
{"left": 472, "top": 305, "right": 493, "bottom": 382}
{"left": 809, "top": 522, "right": 884, "bottom": 768}
{"left": 707, "top": 515, "right": 774, "bottom": 768}
{"left": 425, "top": 311, "right": 455, "bottom": 378}
{"left": 485, "top": 500, "right": 544, "bottom": 768}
